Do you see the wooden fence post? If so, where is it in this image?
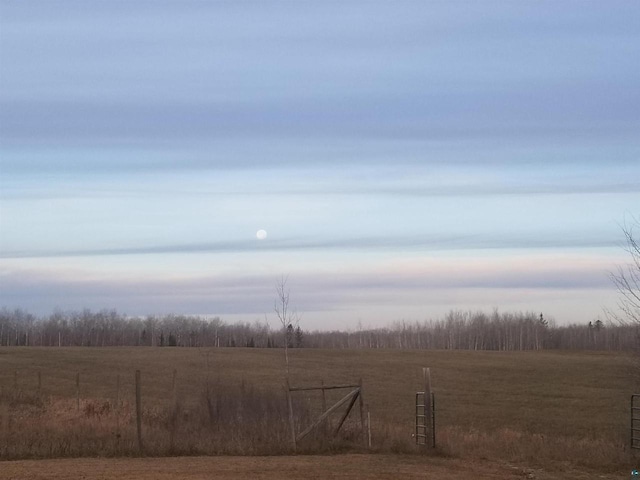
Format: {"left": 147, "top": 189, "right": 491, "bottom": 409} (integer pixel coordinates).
{"left": 358, "top": 378, "right": 366, "bottom": 446}
{"left": 0, "top": 401, "right": 5, "bottom": 433}
{"left": 320, "top": 379, "right": 329, "bottom": 436}
{"left": 115, "top": 374, "right": 121, "bottom": 448}
{"left": 321, "top": 379, "right": 327, "bottom": 413}
{"left": 285, "top": 377, "right": 297, "bottom": 451}
{"left": 169, "top": 369, "right": 178, "bottom": 452}
{"left": 367, "top": 404, "right": 372, "bottom": 449}
{"left": 0, "top": 399, "right": 6, "bottom": 434}
{"left": 135, "top": 369, "right": 143, "bottom": 453}
{"left": 76, "top": 373, "right": 80, "bottom": 412}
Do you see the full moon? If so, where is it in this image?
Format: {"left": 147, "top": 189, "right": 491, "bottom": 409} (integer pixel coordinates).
{"left": 256, "top": 229, "right": 267, "bottom": 240}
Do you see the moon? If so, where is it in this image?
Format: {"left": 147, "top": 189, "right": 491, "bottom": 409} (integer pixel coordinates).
{"left": 256, "top": 229, "right": 267, "bottom": 240}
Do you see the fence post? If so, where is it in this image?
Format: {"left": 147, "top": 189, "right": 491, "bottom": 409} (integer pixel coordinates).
{"left": 367, "top": 404, "right": 372, "bottom": 449}
{"left": 321, "top": 379, "right": 327, "bottom": 413}
{"left": 169, "top": 369, "right": 178, "bottom": 452}
{"left": 0, "top": 401, "right": 5, "bottom": 432}
{"left": 115, "top": 374, "right": 121, "bottom": 449}
{"left": 320, "top": 379, "right": 328, "bottom": 434}
{"left": 285, "top": 377, "right": 297, "bottom": 451}
{"left": 432, "top": 392, "right": 436, "bottom": 448}
{"left": 76, "top": 373, "right": 80, "bottom": 412}
{"left": 358, "top": 378, "right": 366, "bottom": 446}
{"left": 135, "top": 369, "right": 143, "bottom": 453}
{"left": 37, "top": 371, "right": 41, "bottom": 397}
{"left": 116, "top": 374, "right": 120, "bottom": 409}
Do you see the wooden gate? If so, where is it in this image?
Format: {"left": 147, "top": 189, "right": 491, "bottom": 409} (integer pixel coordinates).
{"left": 286, "top": 378, "right": 366, "bottom": 451}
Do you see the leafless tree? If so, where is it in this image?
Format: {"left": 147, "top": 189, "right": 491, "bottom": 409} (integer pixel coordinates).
{"left": 609, "top": 216, "right": 640, "bottom": 325}
{"left": 274, "top": 275, "right": 300, "bottom": 375}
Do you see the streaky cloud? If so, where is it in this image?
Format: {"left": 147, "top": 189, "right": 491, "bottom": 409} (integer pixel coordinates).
{"left": 0, "top": 261, "right": 612, "bottom": 317}
{"left": 0, "top": 233, "right": 617, "bottom": 260}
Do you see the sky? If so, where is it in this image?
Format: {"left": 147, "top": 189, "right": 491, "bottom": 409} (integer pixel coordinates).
{"left": 1, "top": 1, "right": 639, "bottom": 329}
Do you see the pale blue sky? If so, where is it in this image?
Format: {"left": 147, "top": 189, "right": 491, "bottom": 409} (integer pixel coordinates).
{"left": 1, "top": 1, "right": 639, "bottom": 328}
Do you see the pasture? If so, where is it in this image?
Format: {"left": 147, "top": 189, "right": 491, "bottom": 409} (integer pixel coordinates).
{"left": 0, "top": 347, "right": 635, "bottom": 477}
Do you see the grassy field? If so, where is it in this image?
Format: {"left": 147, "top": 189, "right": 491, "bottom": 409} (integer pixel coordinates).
{"left": 0, "top": 347, "right": 636, "bottom": 475}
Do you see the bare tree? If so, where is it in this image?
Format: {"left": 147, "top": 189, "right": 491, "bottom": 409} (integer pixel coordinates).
{"left": 274, "top": 275, "right": 300, "bottom": 375}
{"left": 609, "top": 216, "right": 640, "bottom": 325}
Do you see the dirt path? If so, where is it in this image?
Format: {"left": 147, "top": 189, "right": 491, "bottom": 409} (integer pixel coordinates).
{"left": 0, "top": 455, "right": 624, "bottom": 480}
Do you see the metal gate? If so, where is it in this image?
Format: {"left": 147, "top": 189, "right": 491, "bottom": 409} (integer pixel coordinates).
{"left": 632, "top": 395, "right": 640, "bottom": 449}
{"left": 415, "top": 391, "right": 435, "bottom": 447}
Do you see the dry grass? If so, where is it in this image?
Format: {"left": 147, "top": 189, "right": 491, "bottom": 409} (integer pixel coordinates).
{"left": 0, "top": 380, "right": 346, "bottom": 458}
{"left": 0, "top": 347, "right": 636, "bottom": 474}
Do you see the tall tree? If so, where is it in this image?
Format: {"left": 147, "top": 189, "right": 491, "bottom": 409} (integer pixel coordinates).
{"left": 609, "top": 216, "right": 640, "bottom": 324}
{"left": 274, "top": 276, "right": 300, "bottom": 374}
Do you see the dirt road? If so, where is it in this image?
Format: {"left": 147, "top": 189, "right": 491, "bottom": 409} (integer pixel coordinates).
{"left": 0, "top": 455, "right": 624, "bottom": 480}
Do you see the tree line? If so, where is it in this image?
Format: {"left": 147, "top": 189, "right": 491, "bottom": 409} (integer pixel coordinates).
{"left": 0, "top": 307, "right": 635, "bottom": 351}
{"left": 306, "top": 312, "right": 632, "bottom": 351}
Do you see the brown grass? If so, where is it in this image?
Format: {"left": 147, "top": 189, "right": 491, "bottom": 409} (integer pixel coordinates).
{"left": 0, "top": 347, "right": 636, "bottom": 474}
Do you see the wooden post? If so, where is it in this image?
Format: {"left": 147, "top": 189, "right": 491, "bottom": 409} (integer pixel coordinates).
{"left": 423, "top": 367, "right": 434, "bottom": 448}
{"left": 367, "top": 405, "right": 372, "bottom": 449}
{"left": 321, "top": 379, "right": 328, "bottom": 434}
{"left": 135, "top": 369, "right": 143, "bottom": 453}
{"left": 285, "top": 377, "right": 297, "bottom": 451}
{"left": 320, "top": 379, "right": 327, "bottom": 413}
{"left": 76, "top": 373, "right": 80, "bottom": 412}
{"left": 0, "top": 400, "right": 6, "bottom": 434}
{"left": 0, "top": 401, "right": 5, "bottom": 432}
{"left": 358, "top": 378, "right": 366, "bottom": 445}
{"left": 37, "top": 371, "right": 41, "bottom": 397}
{"left": 170, "top": 369, "right": 178, "bottom": 451}
{"left": 115, "top": 374, "right": 121, "bottom": 447}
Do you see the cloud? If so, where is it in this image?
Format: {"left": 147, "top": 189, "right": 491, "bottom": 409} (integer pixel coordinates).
{"left": 2, "top": 2, "right": 638, "bottom": 151}
{"left": 0, "top": 255, "right": 613, "bottom": 318}
{"left": 0, "top": 231, "right": 618, "bottom": 260}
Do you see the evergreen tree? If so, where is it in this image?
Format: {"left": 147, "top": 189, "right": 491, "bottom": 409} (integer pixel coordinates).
{"left": 294, "top": 325, "right": 304, "bottom": 347}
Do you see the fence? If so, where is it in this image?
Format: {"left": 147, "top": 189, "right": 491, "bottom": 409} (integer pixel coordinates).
{"left": 0, "top": 368, "right": 380, "bottom": 459}
{"left": 415, "top": 367, "right": 436, "bottom": 448}
{"left": 632, "top": 395, "right": 640, "bottom": 449}
{"left": 0, "top": 368, "right": 319, "bottom": 459}
{"left": 415, "top": 391, "right": 435, "bottom": 448}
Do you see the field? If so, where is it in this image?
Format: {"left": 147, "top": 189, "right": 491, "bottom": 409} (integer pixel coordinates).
{"left": 0, "top": 347, "right": 637, "bottom": 478}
